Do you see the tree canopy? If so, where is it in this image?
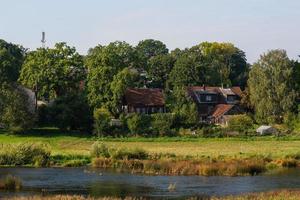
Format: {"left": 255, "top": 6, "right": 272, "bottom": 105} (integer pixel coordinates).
{"left": 19, "top": 42, "right": 85, "bottom": 99}
{"left": 0, "top": 39, "right": 25, "bottom": 83}
{"left": 248, "top": 49, "right": 296, "bottom": 123}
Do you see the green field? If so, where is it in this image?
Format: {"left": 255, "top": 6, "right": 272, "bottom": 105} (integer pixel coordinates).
{"left": 1, "top": 129, "right": 300, "bottom": 159}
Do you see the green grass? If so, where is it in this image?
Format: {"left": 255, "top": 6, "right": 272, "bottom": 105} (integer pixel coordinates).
{"left": 1, "top": 128, "right": 300, "bottom": 160}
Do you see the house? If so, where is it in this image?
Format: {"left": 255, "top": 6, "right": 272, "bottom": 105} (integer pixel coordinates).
{"left": 123, "top": 88, "right": 166, "bottom": 114}
{"left": 187, "top": 86, "right": 244, "bottom": 125}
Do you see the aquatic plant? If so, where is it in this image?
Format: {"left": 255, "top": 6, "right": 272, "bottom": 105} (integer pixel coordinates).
{"left": 0, "top": 175, "right": 22, "bottom": 191}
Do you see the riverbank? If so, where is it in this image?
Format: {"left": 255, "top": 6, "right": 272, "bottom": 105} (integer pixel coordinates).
{"left": 1, "top": 129, "right": 300, "bottom": 175}
{"left": 3, "top": 190, "right": 300, "bottom": 199}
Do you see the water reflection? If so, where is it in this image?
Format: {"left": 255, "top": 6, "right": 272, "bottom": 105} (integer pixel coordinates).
{"left": 0, "top": 168, "right": 300, "bottom": 198}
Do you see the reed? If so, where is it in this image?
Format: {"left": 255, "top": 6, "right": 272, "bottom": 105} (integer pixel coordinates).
{"left": 0, "top": 175, "right": 22, "bottom": 191}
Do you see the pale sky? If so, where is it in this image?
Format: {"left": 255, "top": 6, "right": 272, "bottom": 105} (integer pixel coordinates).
{"left": 1, "top": 0, "right": 299, "bottom": 63}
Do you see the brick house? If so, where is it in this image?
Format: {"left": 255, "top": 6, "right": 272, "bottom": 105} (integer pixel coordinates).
{"left": 122, "top": 88, "right": 166, "bottom": 114}
{"left": 187, "top": 86, "right": 244, "bottom": 125}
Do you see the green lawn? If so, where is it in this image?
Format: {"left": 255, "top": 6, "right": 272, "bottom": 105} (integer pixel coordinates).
{"left": 1, "top": 128, "right": 300, "bottom": 159}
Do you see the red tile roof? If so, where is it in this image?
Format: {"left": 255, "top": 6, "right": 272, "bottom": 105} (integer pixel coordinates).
{"left": 125, "top": 88, "right": 165, "bottom": 107}
{"left": 210, "top": 104, "right": 234, "bottom": 118}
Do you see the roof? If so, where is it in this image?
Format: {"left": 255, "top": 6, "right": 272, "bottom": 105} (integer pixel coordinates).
{"left": 210, "top": 104, "right": 234, "bottom": 118}
{"left": 256, "top": 125, "right": 273, "bottom": 131}
{"left": 124, "top": 88, "right": 165, "bottom": 107}
{"left": 188, "top": 86, "right": 242, "bottom": 95}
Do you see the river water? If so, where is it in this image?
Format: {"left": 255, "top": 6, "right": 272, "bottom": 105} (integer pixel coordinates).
{"left": 0, "top": 167, "right": 300, "bottom": 199}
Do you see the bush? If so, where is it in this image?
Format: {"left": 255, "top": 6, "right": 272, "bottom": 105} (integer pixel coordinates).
{"left": 227, "top": 114, "right": 254, "bottom": 134}
{"left": 49, "top": 93, "right": 93, "bottom": 132}
{"left": 110, "top": 148, "right": 148, "bottom": 160}
{"left": 0, "top": 83, "right": 35, "bottom": 134}
{"left": 93, "top": 107, "right": 112, "bottom": 137}
{"left": 0, "top": 143, "right": 51, "bottom": 167}
{"left": 127, "top": 114, "right": 151, "bottom": 136}
{"left": 90, "top": 142, "right": 110, "bottom": 158}
{"left": 151, "top": 113, "right": 175, "bottom": 136}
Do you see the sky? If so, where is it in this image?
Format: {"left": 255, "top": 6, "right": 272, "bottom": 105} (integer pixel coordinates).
{"left": 1, "top": 0, "right": 299, "bottom": 63}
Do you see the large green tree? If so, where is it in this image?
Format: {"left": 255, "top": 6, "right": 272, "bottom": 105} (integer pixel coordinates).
{"left": 167, "top": 42, "right": 248, "bottom": 89}
{"left": 0, "top": 39, "right": 25, "bottom": 83}
{"left": 86, "top": 41, "right": 138, "bottom": 109}
{"left": 19, "top": 42, "right": 85, "bottom": 99}
{"left": 110, "top": 68, "right": 139, "bottom": 116}
{"left": 147, "top": 54, "right": 175, "bottom": 88}
{"left": 136, "top": 39, "right": 168, "bottom": 72}
{"left": 248, "top": 49, "right": 296, "bottom": 123}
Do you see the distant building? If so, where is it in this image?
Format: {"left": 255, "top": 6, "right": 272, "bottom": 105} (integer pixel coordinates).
{"left": 123, "top": 88, "right": 166, "bottom": 114}
{"left": 187, "top": 86, "right": 244, "bottom": 125}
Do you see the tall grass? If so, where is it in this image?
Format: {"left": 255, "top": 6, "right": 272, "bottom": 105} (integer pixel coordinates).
{"left": 0, "top": 175, "right": 22, "bottom": 191}
{"left": 0, "top": 143, "right": 50, "bottom": 167}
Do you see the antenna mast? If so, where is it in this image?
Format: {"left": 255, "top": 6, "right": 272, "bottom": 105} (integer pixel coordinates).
{"left": 41, "top": 31, "right": 46, "bottom": 48}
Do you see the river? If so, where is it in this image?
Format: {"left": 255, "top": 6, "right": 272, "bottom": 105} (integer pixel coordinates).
{"left": 0, "top": 168, "right": 300, "bottom": 199}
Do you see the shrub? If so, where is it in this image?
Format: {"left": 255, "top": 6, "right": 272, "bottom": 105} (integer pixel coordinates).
{"left": 110, "top": 148, "right": 148, "bottom": 160}
{"left": 0, "top": 143, "right": 51, "bottom": 167}
{"left": 0, "top": 83, "right": 35, "bottom": 134}
{"left": 127, "top": 114, "right": 151, "bottom": 136}
{"left": 151, "top": 113, "right": 175, "bottom": 136}
{"left": 90, "top": 142, "right": 110, "bottom": 158}
{"left": 49, "top": 93, "right": 93, "bottom": 132}
{"left": 93, "top": 107, "right": 112, "bottom": 137}
{"left": 227, "top": 114, "right": 254, "bottom": 134}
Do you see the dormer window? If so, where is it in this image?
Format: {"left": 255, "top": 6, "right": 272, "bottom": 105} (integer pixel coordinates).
{"left": 206, "top": 95, "right": 212, "bottom": 101}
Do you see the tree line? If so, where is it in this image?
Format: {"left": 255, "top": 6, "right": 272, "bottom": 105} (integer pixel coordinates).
{"left": 0, "top": 38, "right": 299, "bottom": 135}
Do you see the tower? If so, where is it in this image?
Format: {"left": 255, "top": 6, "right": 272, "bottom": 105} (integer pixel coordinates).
{"left": 41, "top": 31, "right": 46, "bottom": 48}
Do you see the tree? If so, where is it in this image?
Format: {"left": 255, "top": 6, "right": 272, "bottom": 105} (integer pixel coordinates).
{"left": 19, "top": 42, "right": 85, "bottom": 99}
{"left": 110, "top": 68, "right": 139, "bottom": 116}
{"left": 93, "top": 107, "right": 112, "bottom": 137}
{"left": 167, "top": 51, "right": 205, "bottom": 89}
{"left": 48, "top": 93, "right": 92, "bottom": 131}
{"left": 86, "top": 41, "right": 138, "bottom": 109}
{"left": 147, "top": 54, "right": 175, "bottom": 88}
{"left": 0, "top": 39, "right": 25, "bottom": 83}
{"left": 136, "top": 39, "right": 168, "bottom": 71}
{"left": 0, "top": 83, "right": 35, "bottom": 133}
{"left": 192, "top": 42, "right": 249, "bottom": 87}
{"left": 248, "top": 49, "right": 296, "bottom": 123}
{"left": 168, "top": 42, "right": 249, "bottom": 89}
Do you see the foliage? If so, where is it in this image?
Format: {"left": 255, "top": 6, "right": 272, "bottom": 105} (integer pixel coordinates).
{"left": 109, "top": 68, "right": 139, "bottom": 116}
{"left": 227, "top": 114, "right": 254, "bottom": 133}
{"left": 19, "top": 42, "right": 85, "bottom": 99}
{"left": 0, "top": 143, "right": 50, "bottom": 167}
{"left": 110, "top": 148, "right": 148, "bottom": 160}
{"left": 135, "top": 39, "right": 168, "bottom": 71}
{"left": 0, "top": 39, "right": 25, "bottom": 83}
{"left": 0, "top": 83, "right": 35, "bottom": 133}
{"left": 86, "top": 41, "right": 138, "bottom": 109}
{"left": 248, "top": 49, "right": 296, "bottom": 123}
{"left": 93, "top": 107, "right": 112, "bottom": 136}
{"left": 48, "top": 93, "right": 92, "bottom": 131}
{"left": 147, "top": 54, "right": 175, "bottom": 88}
{"left": 168, "top": 42, "right": 248, "bottom": 89}
{"left": 151, "top": 113, "right": 175, "bottom": 136}
{"left": 169, "top": 86, "right": 199, "bottom": 127}
{"left": 126, "top": 114, "right": 151, "bottom": 136}
{"left": 90, "top": 142, "right": 110, "bottom": 158}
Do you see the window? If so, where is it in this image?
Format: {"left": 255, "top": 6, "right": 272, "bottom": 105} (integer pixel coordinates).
{"left": 227, "top": 95, "right": 236, "bottom": 102}
{"left": 206, "top": 95, "right": 212, "bottom": 101}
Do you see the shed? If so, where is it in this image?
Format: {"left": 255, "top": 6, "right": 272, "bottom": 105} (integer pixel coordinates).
{"left": 256, "top": 125, "right": 277, "bottom": 135}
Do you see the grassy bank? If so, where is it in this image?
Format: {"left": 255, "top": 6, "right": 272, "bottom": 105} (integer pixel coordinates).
{"left": 4, "top": 190, "right": 300, "bottom": 200}
{"left": 1, "top": 128, "right": 300, "bottom": 174}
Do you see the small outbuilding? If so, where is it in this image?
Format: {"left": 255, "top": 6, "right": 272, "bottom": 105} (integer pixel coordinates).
{"left": 256, "top": 125, "right": 278, "bottom": 135}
